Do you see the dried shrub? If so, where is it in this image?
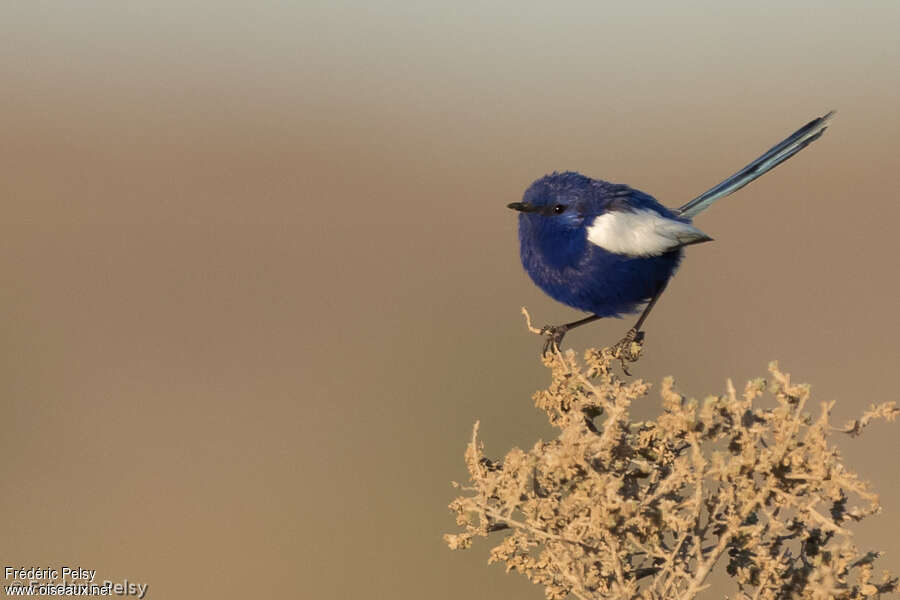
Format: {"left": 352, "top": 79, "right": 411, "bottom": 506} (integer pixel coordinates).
{"left": 446, "top": 343, "right": 898, "bottom": 600}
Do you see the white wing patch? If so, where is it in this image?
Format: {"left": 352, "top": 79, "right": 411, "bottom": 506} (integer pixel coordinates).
{"left": 586, "top": 209, "right": 711, "bottom": 257}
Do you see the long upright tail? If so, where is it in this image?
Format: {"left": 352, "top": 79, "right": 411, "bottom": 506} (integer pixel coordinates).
{"left": 676, "top": 111, "right": 833, "bottom": 219}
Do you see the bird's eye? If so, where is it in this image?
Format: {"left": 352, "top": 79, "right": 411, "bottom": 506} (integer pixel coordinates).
{"left": 553, "top": 204, "right": 567, "bottom": 214}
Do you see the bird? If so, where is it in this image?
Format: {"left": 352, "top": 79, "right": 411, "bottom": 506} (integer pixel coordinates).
{"left": 508, "top": 112, "right": 833, "bottom": 355}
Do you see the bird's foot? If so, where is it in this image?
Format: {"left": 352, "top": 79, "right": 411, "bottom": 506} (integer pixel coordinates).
{"left": 540, "top": 324, "right": 568, "bottom": 356}
{"left": 610, "top": 328, "right": 644, "bottom": 374}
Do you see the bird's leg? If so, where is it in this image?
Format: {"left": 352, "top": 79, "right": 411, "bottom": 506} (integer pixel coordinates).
{"left": 612, "top": 281, "right": 670, "bottom": 364}
{"left": 541, "top": 279, "right": 670, "bottom": 358}
{"left": 540, "top": 314, "right": 603, "bottom": 355}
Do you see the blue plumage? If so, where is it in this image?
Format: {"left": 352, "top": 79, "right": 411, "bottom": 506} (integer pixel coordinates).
{"left": 509, "top": 113, "right": 833, "bottom": 353}
{"left": 517, "top": 174, "right": 685, "bottom": 317}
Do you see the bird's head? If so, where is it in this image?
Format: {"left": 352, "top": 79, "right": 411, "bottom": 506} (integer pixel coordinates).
{"left": 508, "top": 172, "right": 597, "bottom": 236}
{"left": 507, "top": 172, "right": 603, "bottom": 267}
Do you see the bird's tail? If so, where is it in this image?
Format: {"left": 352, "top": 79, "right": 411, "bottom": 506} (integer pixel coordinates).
{"left": 676, "top": 111, "right": 833, "bottom": 219}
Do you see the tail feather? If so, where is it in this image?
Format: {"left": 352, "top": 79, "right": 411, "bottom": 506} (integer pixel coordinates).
{"left": 677, "top": 111, "right": 833, "bottom": 219}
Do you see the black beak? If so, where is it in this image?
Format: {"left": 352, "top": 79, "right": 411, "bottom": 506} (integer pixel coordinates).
{"left": 507, "top": 201, "right": 538, "bottom": 213}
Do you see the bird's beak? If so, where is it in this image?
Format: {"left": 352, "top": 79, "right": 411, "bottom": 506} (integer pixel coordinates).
{"left": 507, "top": 201, "right": 537, "bottom": 213}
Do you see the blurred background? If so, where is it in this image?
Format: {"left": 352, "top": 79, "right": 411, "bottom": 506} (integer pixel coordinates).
{"left": 2, "top": 1, "right": 898, "bottom": 598}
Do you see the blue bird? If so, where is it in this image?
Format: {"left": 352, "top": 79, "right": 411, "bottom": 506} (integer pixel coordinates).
{"left": 508, "top": 112, "right": 833, "bottom": 355}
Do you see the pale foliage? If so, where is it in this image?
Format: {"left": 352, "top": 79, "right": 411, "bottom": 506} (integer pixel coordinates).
{"left": 446, "top": 345, "right": 898, "bottom": 600}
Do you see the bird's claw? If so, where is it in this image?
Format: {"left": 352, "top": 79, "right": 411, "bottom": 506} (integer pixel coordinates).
{"left": 540, "top": 324, "right": 568, "bottom": 356}
{"left": 610, "top": 328, "right": 644, "bottom": 374}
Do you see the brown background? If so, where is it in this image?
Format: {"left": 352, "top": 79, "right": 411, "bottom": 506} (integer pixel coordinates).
{"left": 2, "top": 2, "right": 898, "bottom": 598}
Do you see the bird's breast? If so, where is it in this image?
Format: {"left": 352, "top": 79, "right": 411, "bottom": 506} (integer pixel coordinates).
{"left": 519, "top": 232, "right": 683, "bottom": 317}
